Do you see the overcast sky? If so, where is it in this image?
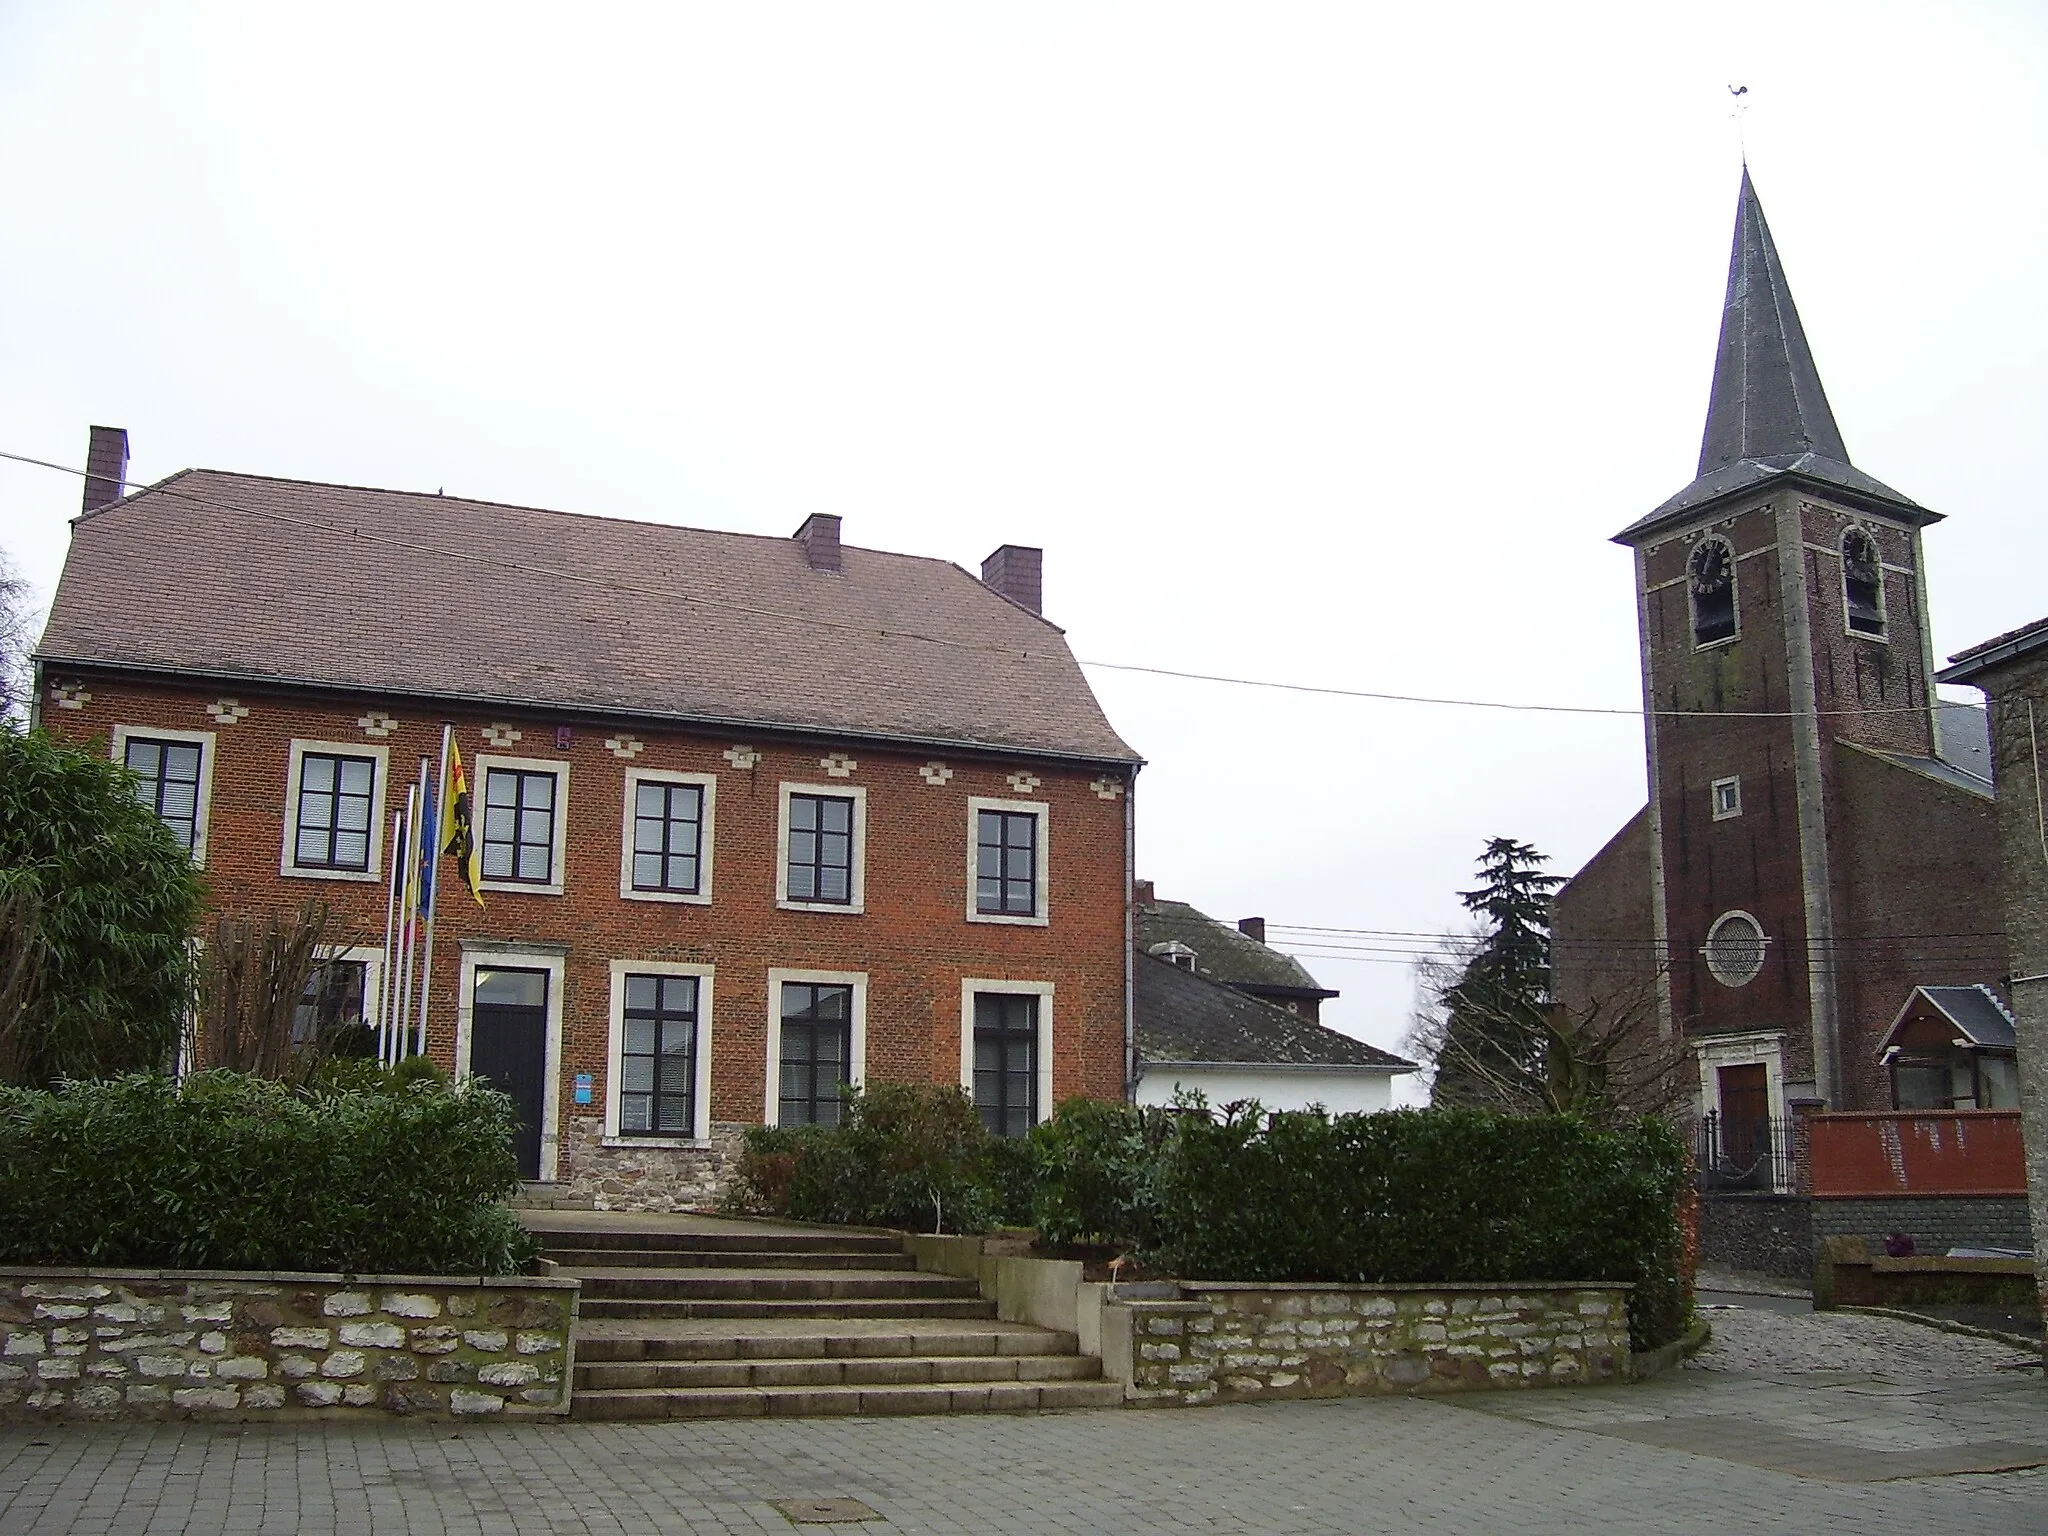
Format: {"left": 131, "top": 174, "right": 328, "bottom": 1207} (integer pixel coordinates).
{"left": 5, "top": 2, "right": 2045, "bottom": 1095}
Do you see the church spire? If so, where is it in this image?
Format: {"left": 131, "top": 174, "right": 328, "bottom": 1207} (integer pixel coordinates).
{"left": 1614, "top": 169, "right": 1932, "bottom": 544}
{"left": 1698, "top": 168, "right": 1849, "bottom": 473}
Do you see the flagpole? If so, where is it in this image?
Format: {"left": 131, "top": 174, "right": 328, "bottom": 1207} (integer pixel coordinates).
{"left": 379, "top": 804, "right": 405, "bottom": 1064}
{"left": 417, "top": 725, "right": 454, "bottom": 1060}
{"left": 395, "top": 777, "right": 423, "bottom": 1060}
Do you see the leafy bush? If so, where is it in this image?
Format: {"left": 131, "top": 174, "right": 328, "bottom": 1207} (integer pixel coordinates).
{"left": 0, "top": 1071, "right": 538, "bottom": 1275}
{"left": 0, "top": 728, "right": 206, "bottom": 1086}
{"left": 724, "top": 1083, "right": 1005, "bottom": 1234}
{"left": 1028, "top": 1097, "right": 1170, "bottom": 1250}
{"left": 1154, "top": 1104, "right": 1689, "bottom": 1350}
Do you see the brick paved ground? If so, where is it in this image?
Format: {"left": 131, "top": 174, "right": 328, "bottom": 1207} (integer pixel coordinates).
{"left": 3, "top": 1304, "right": 2045, "bottom": 1535}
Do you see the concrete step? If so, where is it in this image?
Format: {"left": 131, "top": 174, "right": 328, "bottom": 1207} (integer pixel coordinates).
{"left": 578, "top": 1352, "right": 1101, "bottom": 1391}
{"left": 535, "top": 1228, "right": 904, "bottom": 1256}
{"left": 571, "top": 1378, "right": 1125, "bottom": 1420}
{"left": 577, "top": 1296, "right": 1000, "bottom": 1321}
{"left": 574, "top": 1319, "right": 1080, "bottom": 1363}
{"left": 563, "top": 1268, "right": 982, "bottom": 1302}
{"left": 541, "top": 1246, "right": 915, "bottom": 1271}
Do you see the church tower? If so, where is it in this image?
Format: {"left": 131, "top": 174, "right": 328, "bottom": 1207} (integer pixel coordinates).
{"left": 1614, "top": 170, "right": 1948, "bottom": 1111}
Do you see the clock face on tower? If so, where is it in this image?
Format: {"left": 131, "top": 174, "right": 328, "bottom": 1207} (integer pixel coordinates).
{"left": 1689, "top": 540, "right": 1731, "bottom": 597}
{"left": 1688, "top": 538, "right": 1737, "bottom": 644}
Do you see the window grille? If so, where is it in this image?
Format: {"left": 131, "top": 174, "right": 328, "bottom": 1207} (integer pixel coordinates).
{"left": 779, "top": 982, "right": 854, "bottom": 1126}
{"left": 482, "top": 768, "right": 557, "bottom": 883}
{"left": 976, "top": 809, "right": 1039, "bottom": 916}
{"left": 632, "top": 781, "right": 704, "bottom": 893}
{"left": 620, "top": 973, "right": 698, "bottom": 1136}
{"left": 123, "top": 737, "right": 204, "bottom": 854}
{"left": 294, "top": 752, "right": 376, "bottom": 871}
{"left": 787, "top": 793, "right": 854, "bottom": 903}
{"left": 973, "top": 992, "right": 1038, "bottom": 1136}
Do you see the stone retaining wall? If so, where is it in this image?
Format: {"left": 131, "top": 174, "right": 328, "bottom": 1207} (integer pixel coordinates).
{"left": 1112, "top": 1282, "right": 1632, "bottom": 1405}
{"left": 1698, "top": 1194, "right": 1812, "bottom": 1280}
{"left": 0, "top": 1269, "right": 578, "bottom": 1421}
{"left": 1809, "top": 1196, "right": 2032, "bottom": 1257}
{"left": 558, "top": 1116, "right": 745, "bottom": 1212}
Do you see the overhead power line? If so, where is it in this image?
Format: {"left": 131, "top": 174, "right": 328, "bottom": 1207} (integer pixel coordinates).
{"left": 4, "top": 446, "right": 1973, "bottom": 724}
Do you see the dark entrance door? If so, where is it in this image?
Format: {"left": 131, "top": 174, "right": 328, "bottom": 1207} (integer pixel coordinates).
{"left": 1717, "top": 1063, "right": 1771, "bottom": 1186}
{"left": 471, "top": 967, "right": 548, "bottom": 1180}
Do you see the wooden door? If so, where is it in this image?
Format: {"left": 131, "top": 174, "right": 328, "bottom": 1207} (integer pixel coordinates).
{"left": 1717, "top": 1063, "right": 1770, "bottom": 1176}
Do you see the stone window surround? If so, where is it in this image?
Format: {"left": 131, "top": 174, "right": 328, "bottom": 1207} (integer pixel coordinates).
{"left": 965, "top": 796, "right": 1051, "bottom": 928}
{"left": 109, "top": 723, "right": 217, "bottom": 869}
{"left": 604, "top": 958, "right": 716, "bottom": 1146}
{"left": 764, "top": 968, "right": 868, "bottom": 1128}
{"left": 1710, "top": 774, "right": 1742, "bottom": 821}
{"left": 1695, "top": 1029, "right": 1787, "bottom": 1124}
{"left": 774, "top": 782, "right": 868, "bottom": 915}
{"left": 305, "top": 943, "right": 387, "bottom": 1044}
{"left": 616, "top": 768, "right": 718, "bottom": 906}
{"left": 958, "top": 977, "right": 1054, "bottom": 1128}
{"left": 1836, "top": 524, "right": 1892, "bottom": 644}
{"left": 279, "top": 738, "right": 392, "bottom": 884}
{"left": 455, "top": 941, "right": 568, "bottom": 1182}
{"left": 474, "top": 754, "right": 571, "bottom": 897}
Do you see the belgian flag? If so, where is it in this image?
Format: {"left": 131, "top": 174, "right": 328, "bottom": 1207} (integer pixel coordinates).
{"left": 442, "top": 740, "right": 485, "bottom": 907}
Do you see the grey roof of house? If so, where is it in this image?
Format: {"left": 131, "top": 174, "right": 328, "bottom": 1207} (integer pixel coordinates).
{"left": 1133, "top": 953, "right": 1414, "bottom": 1071}
{"left": 1133, "top": 899, "right": 1334, "bottom": 998}
{"left": 1881, "top": 985, "right": 2018, "bottom": 1053}
{"left": 1935, "top": 702, "right": 1992, "bottom": 785}
{"left": 1942, "top": 616, "right": 2048, "bottom": 685}
{"left": 1616, "top": 171, "right": 1933, "bottom": 545}
{"left": 36, "top": 470, "right": 1140, "bottom": 764}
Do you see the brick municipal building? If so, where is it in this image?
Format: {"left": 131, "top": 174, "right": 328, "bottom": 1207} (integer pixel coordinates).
{"left": 33, "top": 456, "right": 1141, "bottom": 1206}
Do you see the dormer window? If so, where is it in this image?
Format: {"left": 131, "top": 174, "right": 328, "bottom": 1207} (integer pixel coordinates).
{"left": 1149, "top": 940, "right": 1198, "bottom": 972}
{"left": 1689, "top": 538, "right": 1737, "bottom": 646}
{"left": 1842, "top": 528, "right": 1885, "bottom": 637}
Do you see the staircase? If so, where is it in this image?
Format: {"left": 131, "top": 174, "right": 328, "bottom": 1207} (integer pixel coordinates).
{"left": 529, "top": 1213, "right": 1123, "bottom": 1420}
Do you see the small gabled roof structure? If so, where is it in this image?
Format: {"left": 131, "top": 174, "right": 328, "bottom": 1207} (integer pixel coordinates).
{"left": 1133, "top": 952, "right": 1413, "bottom": 1073}
{"left": 1616, "top": 169, "right": 1934, "bottom": 545}
{"left": 1941, "top": 615, "right": 2048, "bottom": 687}
{"left": 1134, "top": 897, "right": 1335, "bottom": 1004}
{"left": 1878, "top": 985, "right": 2018, "bottom": 1056}
{"left": 37, "top": 469, "right": 1139, "bottom": 765}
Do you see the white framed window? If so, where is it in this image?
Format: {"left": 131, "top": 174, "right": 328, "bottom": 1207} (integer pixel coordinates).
{"left": 456, "top": 941, "right": 568, "bottom": 1181}
{"left": 618, "top": 769, "right": 717, "bottom": 905}
{"left": 958, "top": 978, "right": 1054, "bottom": 1134}
{"left": 606, "top": 960, "right": 715, "bottom": 1145}
{"left": 765, "top": 968, "right": 868, "bottom": 1127}
{"left": 294, "top": 944, "right": 385, "bottom": 1052}
{"left": 1710, "top": 776, "right": 1742, "bottom": 822}
{"left": 775, "top": 783, "right": 867, "bottom": 914}
{"left": 280, "top": 739, "right": 390, "bottom": 882}
{"left": 966, "top": 796, "right": 1050, "bottom": 927}
{"left": 111, "top": 724, "right": 216, "bottom": 866}
{"left": 475, "top": 754, "right": 570, "bottom": 896}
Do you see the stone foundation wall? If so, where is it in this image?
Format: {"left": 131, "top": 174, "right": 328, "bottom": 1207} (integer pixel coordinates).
{"left": 1810, "top": 1196, "right": 2032, "bottom": 1257}
{"left": 1698, "top": 1194, "right": 1812, "bottom": 1280}
{"left": 558, "top": 1116, "right": 746, "bottom": 1212}
{"left": 1117, "top": 1282, "right": 1631, "bottom": 1405}
{"left": 0, "top": 1269, "right": 578, "bottom": 1421}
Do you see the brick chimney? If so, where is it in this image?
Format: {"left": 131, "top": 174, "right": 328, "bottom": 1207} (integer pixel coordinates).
{"left": 980, "top": 544, "right": 1042, "bottom": 614}
{"left": 794, "top": 513, "right": 841, "bottom": 572}
{"left": 81, "top": 425, "right": 129, "bottom": 515}
{"left": 1132, "top": 878, "right": 1155, "bottom": 908}
{"left": 1238, "top": 916, "right": 1267, "bottom": 945}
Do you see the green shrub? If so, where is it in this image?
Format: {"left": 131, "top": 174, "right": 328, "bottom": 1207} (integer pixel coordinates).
{"left": 1153, "top": 1104, "right": 1689, "bottom": 1350}
{"left": 723, "top": 1083, "right": 1005, "bottom": 1234}
{"left": 977, "top": 1132, "right": 1038, "bottom": 1228}
{"left": 1028, "top": 1097, "right": 1170, "bottom": 1250}
{"left": 0, "top": 1071, "right": 538, "bottom": 1275}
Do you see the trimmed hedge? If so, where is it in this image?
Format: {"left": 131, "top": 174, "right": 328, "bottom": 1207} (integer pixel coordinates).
{"left": 0, "top": 1071, "right": 538, "bottom": 1276}
{"left": 1155, "top": 1104, "right": 1690, "bottom": 1350}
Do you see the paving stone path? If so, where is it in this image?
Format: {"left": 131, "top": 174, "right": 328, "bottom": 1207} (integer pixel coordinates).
{"left": 3, "top": 1301, "right": 2044, "bottom": 1535}
{"left": 1687, "top": 1301, "right": 2041, "bottom": 1376}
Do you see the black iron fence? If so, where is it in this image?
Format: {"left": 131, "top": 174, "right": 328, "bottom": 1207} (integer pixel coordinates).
{"left": 1696, "top": 1111, "right": 1796, "bottom": 1193}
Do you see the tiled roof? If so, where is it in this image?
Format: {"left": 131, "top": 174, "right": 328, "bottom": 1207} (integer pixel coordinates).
{"left": 1134, "top": 953, "right": 1412, "bottom": 1071}
{"left": 1134, "top": 899, "right": 1332, "bottom": 997}
{"left": 38, "top": 471, "right": 1139, "bottom": 764}
{"left": 1880, "top": 985, "right": 2017, "bottom": 1053}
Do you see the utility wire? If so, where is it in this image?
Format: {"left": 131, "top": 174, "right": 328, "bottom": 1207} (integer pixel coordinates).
{"left": 4, "top": 447, "right": 1975, "bottom": 724}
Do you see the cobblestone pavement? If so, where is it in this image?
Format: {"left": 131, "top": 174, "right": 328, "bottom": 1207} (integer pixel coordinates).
{"left": 1685, "top": 1301, "right": 2041, "bottom": 1376}
{"left": 4, "top": 1304, "right": 2045, "bottom": 1536}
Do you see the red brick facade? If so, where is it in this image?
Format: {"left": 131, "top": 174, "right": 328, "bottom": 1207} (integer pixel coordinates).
{"left": 42, "top": 670, "right": 1134, "bottom": 1204}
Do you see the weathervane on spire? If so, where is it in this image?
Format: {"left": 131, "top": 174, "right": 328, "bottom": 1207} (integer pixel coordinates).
{"left": 1728, "top": 84, "right": 1750, "bottom": 163}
